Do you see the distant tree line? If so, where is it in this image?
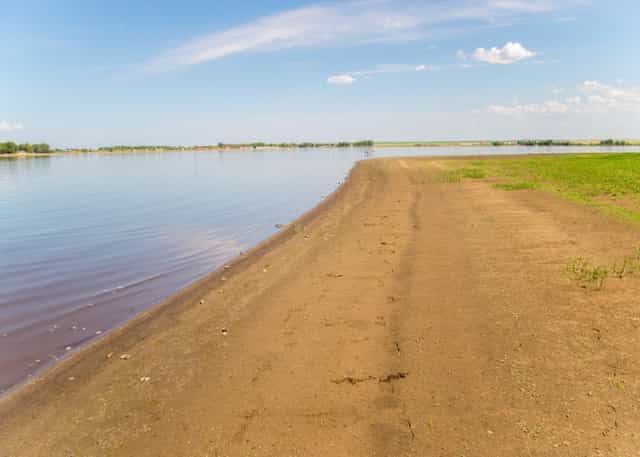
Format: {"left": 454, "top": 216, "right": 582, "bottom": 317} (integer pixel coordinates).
{"left": 514, "top": 139, "right": 631, "bottom": 147}
{"left": 93, "top": 141, "right": 375, "bottom": 152}
{"left": 218, "top": 140, "right": 375, "bottom": 149}
{"left": 97, "top": 145, "right": 182, "bottom": 152}
{"left": 600, "top": 139, "right": 629, "bottom": 146}
{"left": 516, "top": 139, "right": 570, "bottom": 146}
{"left": 0, "top": 142, "right": 51, "bottom": 154}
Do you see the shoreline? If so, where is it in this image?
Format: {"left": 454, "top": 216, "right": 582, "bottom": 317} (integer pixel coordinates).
{"left": 0, "top": 158, "right": 362, "bottom": 405}
{"left": 3, "top": 156, "right": 640, "bottom": 455}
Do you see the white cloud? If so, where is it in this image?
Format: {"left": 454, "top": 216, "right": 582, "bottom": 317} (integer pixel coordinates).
{"left": 487, "top": 81, "right": 640, "bottom": 116}
{"left": 144, "top": 1, "right": 572, "bottom": 73}
{"left": 473, "top": 41, "right": 536, "bottom": 64}
{"left": 327, "top": 74, "right": 356, "bottom": 85}
{"left": 0, "top": 121, "right": 23, "bottom": 132}
{"left": 576, "top": 80, "right": 640, "bottom": 113}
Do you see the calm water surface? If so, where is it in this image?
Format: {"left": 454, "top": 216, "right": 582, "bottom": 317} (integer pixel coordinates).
{"left": 1, "top": 145, "right": 637, "bottom": 392}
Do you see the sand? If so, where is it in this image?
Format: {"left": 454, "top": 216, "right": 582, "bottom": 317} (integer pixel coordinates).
{"left": 1, "top": 157, "right": 640, "bottom": 456}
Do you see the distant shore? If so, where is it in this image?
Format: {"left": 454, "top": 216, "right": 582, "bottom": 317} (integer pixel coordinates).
{"left": 2, "top": 138, "right": 640, "bottom": 159}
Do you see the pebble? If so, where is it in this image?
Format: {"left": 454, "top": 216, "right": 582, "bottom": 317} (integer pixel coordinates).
{"left": 95, "top": 330, "right": 102, "bottom": 335}
{"left": 120, "top": 354, "right": 131, "bottom": 360}
{"left": 221, "top": 328, "right": 228, "bottom": 336}
{"left": 200, "top": 299, "right": 205, "bottom": 304}
{"left": 140, "top": 376, "right": 151, "bottom": 383}
{"left": 106, "top": 352, "right": 114, "bottom": 359}
{"left": 68, "top": 376, "right": 75, "bottom": 381}
{"left": 65, "top": 346, "right": 72, "bottom": 351}
{"left": 224, "top": 265, "right": 231, "bottom": 270}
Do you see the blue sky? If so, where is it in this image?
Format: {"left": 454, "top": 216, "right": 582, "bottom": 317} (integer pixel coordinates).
{"left": 1, "top": 0, "right": 639, "bottom": 147}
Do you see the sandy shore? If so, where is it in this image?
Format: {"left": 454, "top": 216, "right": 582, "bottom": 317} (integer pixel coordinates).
{"left": 2, "top": 157, "right": 640, "bottom": 456}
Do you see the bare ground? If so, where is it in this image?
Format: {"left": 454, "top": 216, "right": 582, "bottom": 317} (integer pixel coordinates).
{"left": 1, "top": 157, "right": 640, "bottom": 456}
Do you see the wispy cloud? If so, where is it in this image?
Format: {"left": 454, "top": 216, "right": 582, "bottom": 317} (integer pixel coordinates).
{"left": 553, "top": 15, "right": 577, "bottom": 22}
{"left": 327, "top": 74, "right": 356, "bottom": 85}
{"left": 327, "top": 63, "right": 435, "bottom": 85}
{"left": 487, "top": 80, "right": 640, "bottom": 115}
{"left": 144, "top": 0, "right": 572, "bottom": 73}
{"left": 473, "top": 41, "right": 536, "bottom": 64}
{"left": 488, "top": 100, "right": 569, "bottom": 114}
{"left": 0, "top": 121, "right": 23, "bottom": 132}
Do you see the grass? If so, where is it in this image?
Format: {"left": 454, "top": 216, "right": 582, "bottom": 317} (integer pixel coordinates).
{"left": 432, "top": 153, "right": 640, "bottom": 290}
{"left": 435, "top": 167, "right": 487, "bottom": 183}
{"left": 457, "top": 153, "right": 640, "bottom": 223}
{"left": 494, "top": 182, "right": 538, "bottom": 191}
{"left": 565, "top": 247, "right": 640, "bottom": 289}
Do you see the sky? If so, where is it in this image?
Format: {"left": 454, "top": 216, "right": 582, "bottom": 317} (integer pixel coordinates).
{"left": 1, "top": 0, "right": 639, "bottom": 147}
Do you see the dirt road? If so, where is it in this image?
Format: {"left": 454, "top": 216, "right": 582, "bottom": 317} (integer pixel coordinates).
{"left": 2, "top": 157, "right": 639, "bottom": 456}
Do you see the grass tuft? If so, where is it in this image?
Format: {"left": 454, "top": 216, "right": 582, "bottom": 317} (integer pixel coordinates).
{"left": 565, "top": 247, "right": 640, "bottom": 289}
{"left": 494, "top": 182, "right": 538, "bottom": 191}
{"left": 435, "top": 167, "right": 486, "bottom": 183}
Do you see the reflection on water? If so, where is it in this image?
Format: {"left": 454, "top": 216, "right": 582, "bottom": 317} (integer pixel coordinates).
{"left": 0, "top": 145, "right": 638, "bottom": 393}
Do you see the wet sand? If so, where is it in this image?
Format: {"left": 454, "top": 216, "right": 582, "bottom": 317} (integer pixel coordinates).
{"left": 1, "top": 157, "right": 640, "bottom": 456}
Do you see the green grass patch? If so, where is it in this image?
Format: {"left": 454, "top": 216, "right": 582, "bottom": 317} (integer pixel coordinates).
{"left": 462, "top": 152, "right": 640, "bottom": 223}
{"left": 494, "top": 181, "right": 538, "bottom": 191}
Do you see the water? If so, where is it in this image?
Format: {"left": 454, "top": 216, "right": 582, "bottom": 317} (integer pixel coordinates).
{"left": 1, "top": 145, "right": 637, "bottom": 393}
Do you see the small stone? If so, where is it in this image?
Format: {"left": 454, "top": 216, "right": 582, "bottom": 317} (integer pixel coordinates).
{"left": 487, "top": 430, "right": 494, "bottom": 436}
{"left": 221, "top": 328, "right": 228, "bottom": 336}
{"left": 65, "top": 346, "right": 72, "bottom": 351}
{"left": 95, "top": 330, "right": 102, "bottom": 335}
{"left": 140, "top": 376, "right": 151, "bottom": 383}
{"left": 200, "top": 299, "right": 205, "bottom": 305}
{"left": 106, "top": 352, "right": 114, "bottom": 359}
{"left": 68, "top": 376, "right": 75, "bottom": 381}
{"left": 224, "top": 265, "right": 231, "bottom": 270}
{"left": 120, "top": 354, "right": 131, "bottom": 360}
{"left": 35, "top": 359, "right": 41, "bottom": 363}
